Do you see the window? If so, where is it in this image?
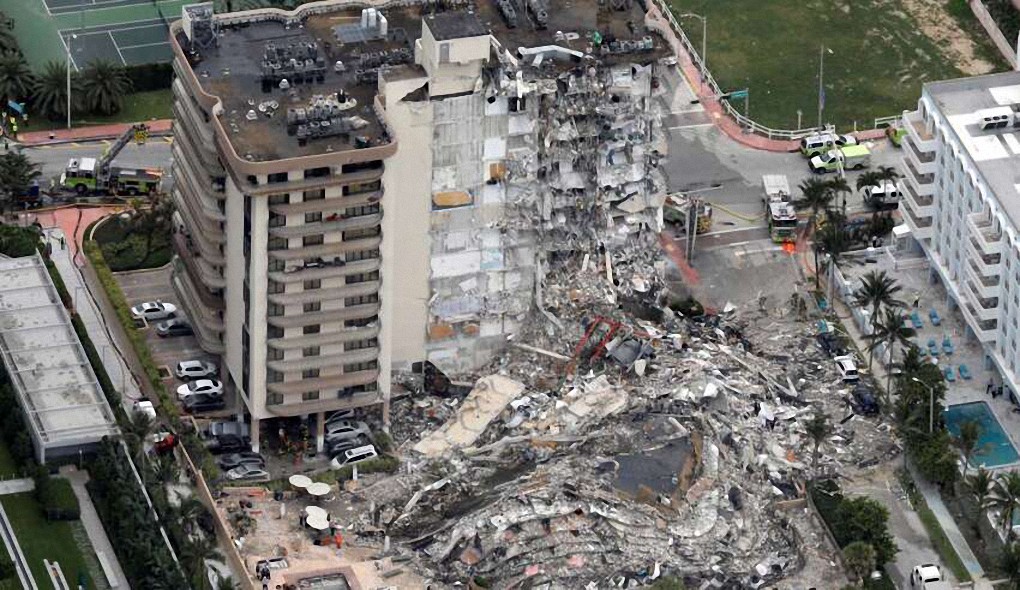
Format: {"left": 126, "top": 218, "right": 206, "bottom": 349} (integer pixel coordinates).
{"left": 347, "top": 248, "right": 380, "bottom": 262}
{"left": 267, "top": 369, "right": 283, "bottom": 383}
{"left": 303, "top": 234, "right": 324, "bottom": 247}
{"left": 304, "top": 189, "right": 325, "bottom": 201}
{"left": 304, "top": 301, "right": 321, "bottom": 313}
{"left": 346, "top": 270, "right": 380, "bottom": 285}
{"left": 269, "top": 212, "right": 286, "bottom": 227}
{"left": 302, "top": 391, "right": 320, "bottom": 401}
{"left": 344, "top": 360, "right": 378, "bottom": 373}
{"left": 246, "top": 175, "right": 258, "bottom": 186}
{"left": 267, "top": 280, "right": 285, "bottom": 294}
{"left": 267, "top": 393, "right": 284, "bottom": 406}
{"left": 303, "top": 346, "right": 320, "bottom": 357}
{"left": 305, "top": 211, "right": 322, "bottom": 223}
{"left": 268, "top": 302, "right": 284, "bottom": 317}
{"left": 345, "top": 204, "right": 380, "bottom": 218}
{"left": 268, "top": 194, "right": 289, "bottom": 205}
{"left": 341, "top": 161, "right": 383, "bottom": 174}
{"left": 343, "top": 180, "right": 381, "bottom": 196}
{"left": 268, "top": 172, "right": 288, "bottom": 184}
{"left": 345, "top": 316, "right": 377, "bottom": 328}
{"left": 268, "top": 237, "right": 287, "bottom": 251}
{"left": 343, "top": 227, "right": 381, "bottom": 240}
{"left": 267, "top": 348, "right": 284, "bottom": 361}
{"left": 345, "top": 293, "right": 379, "bottom": 306}
{"left": 268, "top": 325, "right": 284, "bottom": 339}
{"left": 269, "top": 259, "right": 285, "bottom": 272}
{"left": 345, "top": 338, "right": 378, "bottom": 351}
{"left": 304, "top": 167, "right": 330, "bottom": 179}
{"left": 303, "top": 324, "right": 320, "bottom": 335}
{"left": 439, "top": 42, "right": 450, "bottom": 63}
{"left": 302, "top": 369, "right": 321, "bottom": 379}
{"left": 304, "top": 279, "right": 321, "bottom": 290}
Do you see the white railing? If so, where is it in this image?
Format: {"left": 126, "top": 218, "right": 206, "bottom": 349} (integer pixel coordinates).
{"left": 652, "top": 0, "right": 900, "bottom": 141}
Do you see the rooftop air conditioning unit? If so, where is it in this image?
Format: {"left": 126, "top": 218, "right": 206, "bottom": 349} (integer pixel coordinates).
{"left": 978, "top": 106, "right": 1012, "bottom": 131}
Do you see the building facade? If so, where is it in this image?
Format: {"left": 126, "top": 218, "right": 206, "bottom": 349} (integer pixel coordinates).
{"left": 169, "top": 1, "right": 666, "bottom": 450}
{"left": 899, "top": 71, "right": 1020, "bottom": 398}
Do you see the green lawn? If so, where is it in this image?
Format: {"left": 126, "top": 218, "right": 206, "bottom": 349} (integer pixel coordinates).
{"left": 669, "top": 0, "right": 966, "bottom": 131}
{"left": 73, "top": 90, "right": 174, "bottom": 127}
{"left": 0, "top": 493, "right": 97, "bottom": 590}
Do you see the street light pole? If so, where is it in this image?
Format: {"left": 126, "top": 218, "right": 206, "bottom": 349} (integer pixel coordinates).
{"left": 817, "top": 45, "right": 833, "bottom": 129}
{"left": 912, "top": 377, "right": 935, "bottom": 433}
{"left": 679, "top": 13, "right": 707, "bottom": 74}
{"left": 65, "top": 34, "right": 77, "bottom": 129}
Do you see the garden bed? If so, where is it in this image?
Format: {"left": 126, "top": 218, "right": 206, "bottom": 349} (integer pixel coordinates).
{"left": 91, "top": 215, "right": 172, "bottom": 272}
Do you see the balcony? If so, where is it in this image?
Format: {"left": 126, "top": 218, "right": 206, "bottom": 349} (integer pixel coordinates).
{"left": 903, "top": 135, "right": 936, "bottom": 176}
{"left": 172, "top": 184, "right": 227, "bottom": 252}
{"left": 903, "top": 110, "right": 936, "bottom": 153}
{"left": 264, "top": 383, "right": 384, "bottom": 418}
{"left": 171, "top": 270, "right": 225, "bottom": 355}
{"left": 965, "top": 260, "right": 1001, "bottom": 299}
{"left": 266, "top": 369, "right": 379, "bottom": 396}
{"left": 901, "top": 199, "right": 934, "bottom": 240}
{"left": 268, "top": 280, "right": 380, "bottom": 306}
{"left": 173, "top": 123, "right": 225, "bottom": 180}
{"left": 899, "top": 181, "right": 935, "bottom": 222}
{"left": 965, "top": 281, "right": 1000, "bottom": 322}
{"left": 967, "top": 213, "right": 1003, "bottom": 256}
{"left": 172, "top": 256, "right": 225, "bottom": 311}
{"left": 268, "top": 191, "right": 382, "bottom": 216}
{"left": 902, "top": 156, "right": 934, "bottom": 186}
{"left": 967, "top": 237, "right": 1003, "bottom": 276}
{"left": 267, "top": 348, "right": 379, "bottom": 373}
{"left": 268, "top": 212, "right": 382, "bottom": 240}
{"left": 267, "top": 325, "right": 379, "bottom": 351}
{"left": 268, "top": 257, "right": 381, "bottom": 284}
{"left": 172, "top": 231, "right": 226, "bottom": 289}
{"left": 960, "top": 302, "right": 998, "bottom": 343}
{"left": 268, "top": 236, "right": 381, "bottom": 262}
{"left": 244, "top": 166, "right": 384, "bottom": 197}
{"left": 267, "top": 302, "right": 381, "bottom": 329}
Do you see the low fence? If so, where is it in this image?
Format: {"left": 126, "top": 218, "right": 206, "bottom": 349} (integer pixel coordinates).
{"left": 649, "top": 0, "right": 902, "bottom": 140}
{"left": 969, "top": 0, "right": 1019, "bottom": 70}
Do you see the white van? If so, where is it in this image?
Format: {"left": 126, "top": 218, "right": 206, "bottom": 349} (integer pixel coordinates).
{"left": 862, "top": 180, "right": 900, "bottom": 209}
{"left": 799, "top": 133, "right": 858, "bottom": 158}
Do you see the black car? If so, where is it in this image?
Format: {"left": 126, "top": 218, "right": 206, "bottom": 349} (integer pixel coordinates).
{"left": 157, "top": 318, "right": 194, "bottom": 337}
{"left": 327, "top": 435, "right": 369, "bottom": 456}
{"left": 851, "top": 382, "right": 880, "bottom": 416}
{"left": 206, "top": 434, "right": 248, "bottom": 455}
{"left": 816, "top": 332, "right": 847, "bottom": 357}
{"left": 217, "top": 451, "right": 265, "bottom": 470}
{"left": 183, "top": 393, "right": 225, "bottom": 414}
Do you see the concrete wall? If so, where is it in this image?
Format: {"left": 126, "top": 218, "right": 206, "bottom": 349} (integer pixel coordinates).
{"left": 969, "top": 0, "right": 1019, "bottom": 70}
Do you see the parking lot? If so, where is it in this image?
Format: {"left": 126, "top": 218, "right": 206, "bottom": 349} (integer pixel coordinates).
{"left": 113, "top": 266, "right": 233, "bottom": 418}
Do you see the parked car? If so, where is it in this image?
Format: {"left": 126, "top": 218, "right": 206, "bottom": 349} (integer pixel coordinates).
{"left": 851, "top": 382, "right": 880, "bottom": 416}
{"left": 207, "top": 420, "right": 250, "bottom": 439}
{"left": 326, "top": 435, "right": 370, "bottom": 456}
{"left": 799, "top": 133, "right": 858, "bottom": 158}
{"left": 154, "top": 433, "right": 179, "bottom": 456}
{"left": 183, "top": 393, "right": 226, "bottom": 414}
{"left": 175, "top": 360, "right": 217, "bottom": 380}
{"left": 225, "top": 464, "right": 271, "bottom": 482}
{"left": 177, "top": 379, "right": 223, "bottom": 401}
{"left": 131, "top": 300, "right": 177, "bottom": 321}
{"left": 206, "top": 434, "right": 248, "bottom": 455}
{"left": 910, "top": 564, "right": 950, "bottom": 589}
{"left": 217, "top": 452, "right": 265, "bottom": 471}
{"left": 329, "top": 444, "right": 378, "bottom": 470}
{"left": 862, "top": 180, "right": 900, "bottom": 210}
{"left": 324, "top": 409, "right": 356, "bottom": 430}
{"left": 133, "top": 397, "right": 157, "bottom": 420}
{"left": 834, "top": 355, "right": 860, "bottom": 382}
{"left": 156, "top": 318, "right": 193, "bottom": 337}
{"left": 816, "top": 332, "right": 847, "bottom": 357}
{"left": 324, "top": 420, "right": 371, "bottom": 444}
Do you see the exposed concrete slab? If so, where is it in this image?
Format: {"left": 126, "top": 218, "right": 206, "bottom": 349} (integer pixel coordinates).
{"left": 413, "top": 375, "right": 525, "bottom": 457}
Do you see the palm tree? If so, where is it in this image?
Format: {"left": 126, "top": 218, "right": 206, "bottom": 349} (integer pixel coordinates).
{"left": 1001, "top": 541, "right": 1020, "bottom": 589}
{"left": 79, "top": 60, "right": 132, "bottom": 116}
{"left": 953, "top": 420, "right": 983, "bottom": 480}
{"left": 153, "top": 454, "right": 181, "bottom": 486}
{"left": 855, "top": 270, "right": 904, "bottom": 333}
{"left": 795, "top": 177, "right": 834, "bottom": 232}
{"left": 866, "top": 307, "right": 916, "bottom": 389}
{"left": 827, "top": 176, "right": 851, "bottom": 214}
{"left": 842, "top": 541, "right": 876, "bottom": 586}
{"left": 813, "top": 214, "right": 850, "bottom": 293}
{"left": 990, "top": 471, "right": 1020, "bottom": 540}
{"left": 967, "top": 467, "right": 994, "bottom": 531}
{"left": 0, "top": 152, "right": 41, "bottom": 215}
{"left": 179, "top": 534, "right": 220, "bottom": 590}
{"left": 804, "top": 410, "right": 832, "bottom": 480}
{"left": 33, "top": 61, "right": 74, "bottom": 121}
{"left": 0, "top": 51, "right": 34, "bottom": 106}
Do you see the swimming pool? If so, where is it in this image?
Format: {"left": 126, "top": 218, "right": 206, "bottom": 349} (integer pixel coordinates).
{"left": 944, "top": 402, "right": 1020, "bottom": 468}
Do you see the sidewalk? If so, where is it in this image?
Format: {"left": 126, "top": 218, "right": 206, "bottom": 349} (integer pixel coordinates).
{"left": 832, "top": 294, "right": 992, "bottom": 588}
{"left": 645, "top": 3, "right": 887, "bottom": 153}
{"left": 42, "top": 226, "right": 143, "bottom": 410}
{"left": 17, "top": 119, "right": 172, "bottom": 147}
{"left": 59, "top": 467, "right": 130, "bottom": 590}
{"left": 0, "top": 479, "right": 33, "bottom": 496}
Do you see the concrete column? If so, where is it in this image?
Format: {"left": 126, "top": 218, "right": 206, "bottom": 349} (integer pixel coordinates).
{"left": 250, "top": 417, "right": 261, "bottom": 453}
{"left": 316, "top": 411, "right": 325, "bottom": 454}
{"left": 382, "top": 396, "right": 391, "bottom": 433}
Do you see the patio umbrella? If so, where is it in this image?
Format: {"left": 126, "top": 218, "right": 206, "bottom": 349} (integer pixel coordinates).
{"left": 305, "top": 514, "right": 329, "bottom": 531}
{"left": 304, "top": 505, "right": 327, "bottom": 520}
{"left": 306, "top": 482, "right": 331, "bottom": 497}
{"left": 289, "top": 474, "right": 312, "bottom": 489}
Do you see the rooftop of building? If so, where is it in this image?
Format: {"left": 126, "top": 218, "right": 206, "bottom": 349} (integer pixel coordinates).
{"left": 924, "top": 71, "right": 1020, "bottom": 233}
{"left": 0, "top": 255, "right": 118, "bottom": 450}
{"left": 174, "top": 0, "right": 666, "bottom": 163}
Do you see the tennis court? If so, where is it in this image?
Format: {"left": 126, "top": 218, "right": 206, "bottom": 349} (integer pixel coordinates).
{"left": 60, "top": 19, "right": 173, "bottom": 67}
{"left": 44, "top": 0, "right": 163, "bottom": 17}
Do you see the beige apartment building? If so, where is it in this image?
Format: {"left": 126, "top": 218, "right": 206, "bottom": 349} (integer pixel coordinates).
{"left": 169, "top": 0, "right": 667, "bottom": 451}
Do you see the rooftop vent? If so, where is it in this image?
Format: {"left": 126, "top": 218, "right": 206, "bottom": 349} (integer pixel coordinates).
{"left": 978, "top": 106, "right": 1013, "bottom": 131}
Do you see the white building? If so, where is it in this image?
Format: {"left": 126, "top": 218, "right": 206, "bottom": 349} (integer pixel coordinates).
{"left": 899, "top": 71, "right": 1020, "bottom": 398}
{"left": 169, "top": 1, "right": 667, "bottom": 451}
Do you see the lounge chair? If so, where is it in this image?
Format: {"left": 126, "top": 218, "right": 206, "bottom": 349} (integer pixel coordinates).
{"left": 944, "top": 366, "right": 956, "bottom": 382}
{"left": 929, "top": 308, "right": 942, "bottom": 326}
{"left": 942, "top": 336, "right": 954, "bottom": 355}
{"left": 927, "top": 338, "right": 940, "bottom": 356}
{"left": 910, "top": 310, "right": 924, "bottom": 329}
{"left": 959, "top": 364, "right": 972, "bottom": 380}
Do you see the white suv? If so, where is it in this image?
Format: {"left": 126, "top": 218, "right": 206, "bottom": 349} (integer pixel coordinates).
{"left": 910, "top": 564, "right": 949, "bottom": 589}
{"left": 834, "top": 355, "right": 859, "bottom": 382}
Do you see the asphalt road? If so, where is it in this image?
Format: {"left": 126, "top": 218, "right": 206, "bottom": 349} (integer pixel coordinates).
{"left": 24, "top": 139, "right": 174, "bottom": 187}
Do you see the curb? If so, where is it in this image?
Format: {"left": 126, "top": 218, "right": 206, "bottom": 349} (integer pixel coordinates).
{"left": 18, "top": 119, "right": 174, "bottom": 147}
{"left": 21, "top": 129, "right": 173, "bottom": 148}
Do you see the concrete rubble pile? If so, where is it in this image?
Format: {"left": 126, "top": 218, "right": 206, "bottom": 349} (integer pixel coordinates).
{"left": 378, "top": 251, "right": 898, "bottom": 588}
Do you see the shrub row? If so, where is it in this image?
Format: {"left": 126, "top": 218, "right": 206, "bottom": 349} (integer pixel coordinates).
{"left": 122, "top": 62, "right": 174, "bottom": 93}
{"left": 810, "top": 479, "right": 898, "bottom": 567}
{"left": 87, "top": 439, "right": 187, "bottom": 588}
{"left": 33, "top": 468, "right": 80, "bottom": 521}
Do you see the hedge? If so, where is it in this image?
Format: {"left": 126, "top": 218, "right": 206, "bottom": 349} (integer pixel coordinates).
{"left": 33, "top": 469, "right": 80, "bottom": 521}
{"left": 122, "top": 62, "right": 174, "bottom": 93}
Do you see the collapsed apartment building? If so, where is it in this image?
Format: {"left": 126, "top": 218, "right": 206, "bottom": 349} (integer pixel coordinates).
{"left": 170, "top": 0, "right": 667, "bottom": 447}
